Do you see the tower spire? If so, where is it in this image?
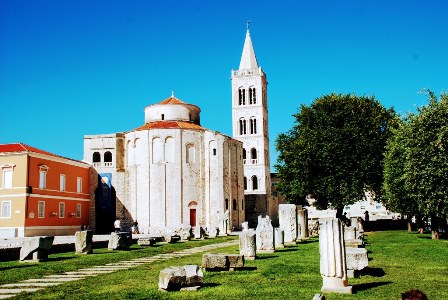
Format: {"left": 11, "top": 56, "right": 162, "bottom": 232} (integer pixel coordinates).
{"left": 239, "top": 22, "right": 258, "bottom": 70}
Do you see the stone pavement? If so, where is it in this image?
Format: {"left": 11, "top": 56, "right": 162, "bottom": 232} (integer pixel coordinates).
{"left": 0, "top": 239, "right": 238, "bottom": 299}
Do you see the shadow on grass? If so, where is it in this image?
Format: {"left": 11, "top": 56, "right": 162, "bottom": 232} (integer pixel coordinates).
{"left": 238, "top": 266, "right": 257, "bottom": 271}
{"left": 276, "top": 248, "right": 298, "bottom": 253}
{"left": 353, "top": 281, "right": 392, "bottom": 293}
{"left": 202, "top": 282, "right": 221, "bottom": 288}
{"left": 362, "top": 267, "right": 385, "bottom": 277}
{"left": 256, "top": 255, "right": 279, "bottom": 260}
{"left": 46, "top": 257, "right": 73, "bottom": 262}
{"left": 0, "top": 264, "right": 35, "bottom": 271}
{"left": 297, "top": 239, "right": 319, "bottom": 244}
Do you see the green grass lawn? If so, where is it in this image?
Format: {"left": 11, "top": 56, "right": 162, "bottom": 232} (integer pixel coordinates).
{"left": 1, "top": 231, "right": 447, "bottom": 299}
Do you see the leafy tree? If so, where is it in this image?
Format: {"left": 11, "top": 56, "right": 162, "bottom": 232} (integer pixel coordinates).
{"left": 275, "top": 93, "right": 398, "bottom": 217}
{"left": 404, "top": 91, "right": 448, "bottom": 239}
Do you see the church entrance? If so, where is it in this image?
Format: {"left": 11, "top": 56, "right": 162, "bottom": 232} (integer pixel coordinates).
{"left": 189, "top": 209, "right": 196, "bottom": 227}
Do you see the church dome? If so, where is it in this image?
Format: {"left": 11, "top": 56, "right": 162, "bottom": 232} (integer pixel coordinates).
{"left": 144, "top": 95, "right": 201, "bottom": 125}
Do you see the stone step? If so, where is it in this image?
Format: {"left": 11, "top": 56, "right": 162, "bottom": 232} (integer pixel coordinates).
{"left": 24, "top": 278, "right": 82, "bottom": 282}
{"left": 2, "top": 282, "right": 62, "bottom": 287}
{"left": 0, "top": 288, "right": 42, "bottom": 294}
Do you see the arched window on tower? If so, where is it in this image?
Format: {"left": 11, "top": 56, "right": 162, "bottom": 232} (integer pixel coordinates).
{"left": 239, "top": 118, "right": 247, "bottom": 135}
{"left": 244, "top": 177, "right": 247, "bottom": 190}
{"left": 233, "top": 199, "right": 237, "bottom": 210}
{"left": 252, "top": 175, "right": 258, "bottom": 190}
{"left": 238, "top": 87, "right": 246, "bottom": 105}
{"left": 249, "top": 86, "right": 256, "bottom": 104}
{"left": 92, "top": 152, "right": 101, "bottom": 166}
{"left": 242, "top": 148, "right": 246, "bottom": 164}
{"left": 250, "top": 118, "right": 257, "bottom": 134}
{"left": 251, "top": 148, "right": 257, "bottom": 164}
{"left": 104, "top": 151, "right": 112, "bottom": 166}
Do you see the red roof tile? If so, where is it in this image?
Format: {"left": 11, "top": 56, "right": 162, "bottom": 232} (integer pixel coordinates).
{"left": 133, "top": 121, "right": 204, "bottom": 132}
{"left": 157, "top": 96, "right": 186, "bottom": 105}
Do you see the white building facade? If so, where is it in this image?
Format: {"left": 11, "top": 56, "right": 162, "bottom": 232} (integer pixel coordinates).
{"left": 231, "top": 26, "right": 275, "bottom": 226}
{"left": 84, "top": 96, "right": 245, "bottom": 234}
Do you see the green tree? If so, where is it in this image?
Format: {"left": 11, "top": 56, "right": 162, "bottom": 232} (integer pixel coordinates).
{"left": 275, "top": 93, "right": 398, "bottom": 217}
{"left": 404, "top": 91, "right": 448, "bottom": 239}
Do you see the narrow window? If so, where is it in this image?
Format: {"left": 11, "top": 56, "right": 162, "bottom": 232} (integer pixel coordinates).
{"left": 104, "top": 151, "right": 112, "bottom": 165}
{"left": 249, "top": 87, "right": 256, "bottom": 104}
{"left": 242, "top": 199, "right": 244, "bottom": 210}
{"left": 251, "top": 148, "right": 257, "bottom": 164}
{"left": 59, "top": 202, "right": 65, "bottom": 218}
{"left": 189, "top": 114, "right": 192, "bottom": 121}
{"left": 242, "top": 148, "right": 246, "bottom": 164}
{"left": 60, "top": 174, "right": 66, "bottom": 191}
{"left": 161, "top": 114, "right": 165, "bottom": 120}
{"left": 232, "top": 199, "right": 237, "bottom": 210}
{"left": 213, "top": 148, "right": 217, "bottom": 156}
{"left": 38, "top": 201, "right": 45, "bottom": 218}
{"left": 77, "top": 177, "right": 82, "bottom": 193}
{"left": 238, "top": 88, "right": 246, "bottom": 105}
{"left": 92, "top": 152, "right": 101, "bottom": 163}
{"left": 250, "top": 118, "right": 257, "bottom": 134}
{"left": 252, "top": 176, "right": 258, "bottom": 190}
{"left": 76, "top": 203, "right": 82, "bottom": 218}
{"left": 2, "top": 169, "right": 12, "bottom": 189}
{"left": 1, "top": 201, "right": 11, "bottom": 218}
{"left": 225, "top": 198, "right": 229, "bottom": 210}
{"left": 244, "top": 177, "right": 247, "bottom": 190}
{"left": 239, "top": 119, "right": 247, "bottom": 135}
{"left": 39, "top": 171, "right": 47, "bottom": 189}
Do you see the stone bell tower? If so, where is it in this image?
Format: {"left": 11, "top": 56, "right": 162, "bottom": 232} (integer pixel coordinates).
{"left": 231, "top": 22, "right": 273, "bottom": 227}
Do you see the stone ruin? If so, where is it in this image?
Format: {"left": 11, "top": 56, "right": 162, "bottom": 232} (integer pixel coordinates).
{"left": 20, "top": 236, "right": 54, "bottom": 262}
{"left": 278, "top": 204, "right": 297, "bottom": 244}
{"left": 297, "top": 208, "right": 309, "bottom": 240}
{"left": 239, "top": 230, "right": 256, "bottom": 260}
{"left": 159, "top": 265, "right": 204, "bottom": 291}
{"left": 319, "top": 218, "right": 352, "bottom": 294}
{"left": 255, "top": 215, "right": 275, "bottom": 253}
{"left": 108, "top": 232, "right": 132, "bottom": 250}
{"left": 274, "top": 228, "right": 285, "bottom": 248}
{"left": 75, "top": 230, "right": 93, "bottom": 254}
{"left": 202, "top": 253, "right": 245, "bottom": 271}
{"left": 345, "top": 247, "right": 369, "bottom": 278}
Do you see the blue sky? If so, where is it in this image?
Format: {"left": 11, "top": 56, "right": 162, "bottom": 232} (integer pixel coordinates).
{"left": 1, "top": 0, "right": 447, "bottom": 169}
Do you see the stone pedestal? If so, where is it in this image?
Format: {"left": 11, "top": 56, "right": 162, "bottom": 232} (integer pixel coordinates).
{"left": 137, "top": 237, "right": 156, "bottom": 246}
{"left": 242, "top": 222, "right": 249, "bottom": 231}
{"left": 319, "top": 218, "right": 352, "bottom": 294}
{"left": 345, "top": 247, "right": 368, "bottom": 278}
{"left": 75, "top": 230, "right": 93, "bottom": 254}
{"left": 159, "top": 265, "right": 203, "bottom": 291}
{"left": 255, "top": 216, "right": 275, "bottom": 253}
{"left": 297, "top": 208, "right": 309, "bottom": 240}
{"left": 20, "top": 236, "right": 54, "bottom": 262}
{"left": 239, "top": 230, "right": 256, "bottom": 260}
{"left": 201, "top": 253, "right": 244, "bottom": 271}
{"left": 344, "top": 226, "right": 357, "bottom": 240}
{"left": 108, "top": 232, "right": 131, "bottom": 250}
{"left": 274, "top": 228, "right": 284, "bottom": 248}
{"left": 278, "top": 204, "right": 297, "bottom": 244}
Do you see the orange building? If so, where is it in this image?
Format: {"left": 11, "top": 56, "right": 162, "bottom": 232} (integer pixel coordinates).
{"left": 0, "top": 143, "right": 90, "bottom": 237}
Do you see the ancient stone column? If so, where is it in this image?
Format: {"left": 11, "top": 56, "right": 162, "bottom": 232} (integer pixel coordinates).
{"left": 274, "top": 228, "right": 284, "bottom": 248}
{"left": 319, "top": 218, "right": 352, "bottom": 294}
{"left": 344, "top": 226, "right": 357, "bottom": 241}
{"left": 255, "top": 216, "right": 275, "bottom": 253}
{"left": 75, "top": 230, "right": 93, "bottom": 254}
{"left": 297, "top": 208, "right": 309, "bottom": 240}
{"left": 278, "top": 204, "right": 297, "bottom": 244}
{"left": 239, "top": 230, "right": 256, "bottom": 260}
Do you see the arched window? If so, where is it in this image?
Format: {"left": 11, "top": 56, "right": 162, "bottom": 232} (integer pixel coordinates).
{"left": 238, "top": 87, "right": 246, "bottom": 105}
{"left": 165, "top": 137, "right": 174, "bottom": 163}
{"left": 213, "top": 148, "right": 217, "bottom": 156}
{"left": 232, "top": 199, "right": 237, "bottom": 210}
{"left": 251, "top": 148, "right": 257, "bottom": 164}
{"left": 239, "top": 119, "right": 247, "bottom": 135}
{"left": 242, "top": 148, "right": 246, "bottom": 164}
{"left": 161, "top": 114, "right": 165, "bottom": 120}
{"left": 225, "top": 198, "right": 229, "bottom": 210}
{"left": 242, "top": 199, "right": 244, "bottom": 210}
{"left": 186, "top": 144, "right": 195, "bottom": 163}
{"left": 93, "top": 152, "right": 101, "bottom": 163}
{"left": 252, "top": 176, "right": 258, "bottom": 190}
{"left": 249, "top": 86, "right": 256, "bottom": 104}
{"left": 244, "top": 177, "right": 247, "bottom": 190}
{"left": 250, "top": 118, "right": 257, "bottom": 134}
{"left": 104, "top": 151, "right": 112, "bottom": 162}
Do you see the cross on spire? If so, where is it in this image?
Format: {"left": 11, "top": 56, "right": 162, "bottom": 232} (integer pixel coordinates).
{"left": 246, "top": 20, "right": 251, "bottom": 30}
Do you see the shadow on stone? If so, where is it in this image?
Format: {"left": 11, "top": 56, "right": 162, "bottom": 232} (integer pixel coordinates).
{"left": 353, "top": 281, "right": 392, "bottom": 293}
{"left": 362, "top": 267, "right": 385, "bottom": 277}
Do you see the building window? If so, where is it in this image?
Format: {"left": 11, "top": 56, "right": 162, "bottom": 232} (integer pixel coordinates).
{"left": 251, "top": 148, "right": 258, "bottom": 164}
{"left": 38, "top": 201, "right": 45, "bottom": 218}
{"left": 92, "top": 152, "right": 101, "bottom": 163}
{"left": 161, "top": 114, "right": 165, "bottom": 120}
{"left": 213, "top": 148, "right": 217, "bottom": 156}
{"left": 244, "top": 177, "right": 247, "bottom": 190}
{"left": 250, "top": 118, "right": 257, "bottom": 134}
{"left": 1, "top": 201, "right": 11, "bottom": 218}
{"left": 242, "top": 149, "right": 246, "bottom": 164}
{"left": 239, "top": 119, "right": 247, "bottom": 135}
{"left": 59, "top": 202, "right": 65, "bottom": 218}
{"left": 77, "top": 177, "right": 82, "bottom": 193}
{"left": 238, "top": 87, "right": 246, "bottom": 105}
{"left": 76, "top": 203, "right": 82, "bottom": 218}
{"left": 249, "top": 86, "right": 256, "bottom": 104}
{"left": 60, "top": 174, "right": 66, "bottom": 191}
{"left": 104, "top": 151, "right": 112, "bottom": 166}
{"left": 232, "top": 199, "right": 237, "bottom": 210}
{"left": 2, "top": 169, "right": 13, "bottom": 189}
{"left": 225, "top": 198, "right": 229, "bottom": 210}
{"left": 38, "top": 165, "right": 48, "bottom": 189}
{"left": 242, "top": 199, "right": 244, "bottom": 210}
{"left": 252, "top": 176, "right": 258, "bottom": 190}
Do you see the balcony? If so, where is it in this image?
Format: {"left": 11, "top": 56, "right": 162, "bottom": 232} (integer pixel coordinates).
{"left": 93, "top": 162, "right": 113, "bottom": 168}
{"left": 251, "top": 159, "right": 258, "bottom": 164}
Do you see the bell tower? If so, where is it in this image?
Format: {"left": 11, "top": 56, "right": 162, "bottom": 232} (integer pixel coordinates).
{"left": 231, "top": 22, "right": 272, "bottom": 226}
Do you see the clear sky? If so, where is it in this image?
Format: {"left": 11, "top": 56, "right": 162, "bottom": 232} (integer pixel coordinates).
{"left": 1, "top": 0, "right": 447, "bottom": 169}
